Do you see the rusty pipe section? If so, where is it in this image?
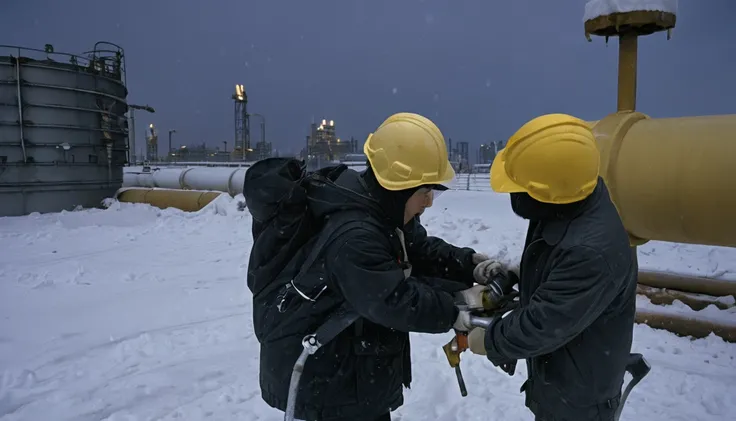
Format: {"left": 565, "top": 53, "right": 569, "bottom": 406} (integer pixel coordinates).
{"left": 115, "top": 187, "right": 223, "bottom": 212}
{"left": 635, "top": 310, "right": 736, "bottom": 343}
{"left": 592, "top": 112, "right": 736, "bottom": 248}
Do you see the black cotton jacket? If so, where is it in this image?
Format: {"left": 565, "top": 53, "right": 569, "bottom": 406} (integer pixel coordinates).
{"left": 254, "top": 168, "right": 477, "bottom": 421}
{"left": 484, "top": 179, "right": 638, "bottom": 421}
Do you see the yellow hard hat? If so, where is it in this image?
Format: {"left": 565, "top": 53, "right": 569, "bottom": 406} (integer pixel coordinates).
{"left": 364, "top": 112, "right": 455, "bottom": 191}
{"left": 490, "top": 113, "right": 600, "bottom": 204}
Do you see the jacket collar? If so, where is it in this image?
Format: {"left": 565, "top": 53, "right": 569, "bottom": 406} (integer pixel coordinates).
{"left": 540, "top": 178, "right": 605, "bottom": 246}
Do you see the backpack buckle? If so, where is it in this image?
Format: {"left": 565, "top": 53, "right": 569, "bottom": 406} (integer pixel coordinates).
{"left": 302, "top": 334, "right": 322, "bottom": 354}
{"left": 290, "top": 280, "right": 327, "bottom": 302}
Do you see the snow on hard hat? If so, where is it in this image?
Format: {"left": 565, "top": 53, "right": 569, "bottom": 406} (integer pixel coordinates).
{"left": 364, "top": 112, "right": 455, "bottom": 191}
{"left": 490, "top": 113, "right": 600, "bottom": 204}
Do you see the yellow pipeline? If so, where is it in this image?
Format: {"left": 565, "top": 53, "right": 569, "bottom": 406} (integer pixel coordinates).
{"left": 592, "top": 112, "right": 736, "bottom": 248}
{"left": 116, "top": 188, "right": 223, "bottom": 212}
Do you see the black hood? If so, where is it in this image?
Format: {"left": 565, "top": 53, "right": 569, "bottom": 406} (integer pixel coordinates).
{"left": 309, "top": 167, "right": 419, "bottom": 228}
{"left": 510, "top": 177, "right": 605, "bottom": 221}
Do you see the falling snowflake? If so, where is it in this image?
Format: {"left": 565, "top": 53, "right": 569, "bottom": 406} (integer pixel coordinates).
{"left": 392, "top": 87, "right": 398, "bottom": 94}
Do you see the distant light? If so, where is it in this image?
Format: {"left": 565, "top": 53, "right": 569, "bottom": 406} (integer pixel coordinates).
{"left": 330, "top": 120, "right": 334, "bottom": 126}
{"left": 322, "top": 119, "right": 327, "bottom": 126}
{"left": 149, "top": 123, "right": 154, "bottom": 128}
{"left": 235, "top": 84, "right": 245, "bottom": 101}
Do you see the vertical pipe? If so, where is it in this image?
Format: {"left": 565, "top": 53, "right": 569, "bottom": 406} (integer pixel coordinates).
{"left": 617, "top": 35, "right": 638, "bottom": 112}
{"left": 129, "top": 109, "right": 136, "bottom": 165}
{"left": 14, "top": 52, "right": 28, "bottom": 163}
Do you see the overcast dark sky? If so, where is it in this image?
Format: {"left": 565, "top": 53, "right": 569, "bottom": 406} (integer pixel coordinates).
{"left": 2, "top": 0, "right": 734, "bottom": 156}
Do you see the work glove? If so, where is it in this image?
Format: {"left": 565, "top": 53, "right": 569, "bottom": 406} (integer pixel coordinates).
{"left": 453, "top": 309, "right": 473, "bottom": 332}
{"left": 473, "top": 258, "right": 507, "bottom": 285}
{"left": 454, "top": 284, "right": 488, "bottom": 310}
{"left": 467, "top": 328, "right": 487, "bottom": 355}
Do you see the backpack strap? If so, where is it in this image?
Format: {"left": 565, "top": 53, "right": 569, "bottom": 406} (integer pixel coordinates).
{"left": 285, "top": 219, "right": 364, "bottom": 304}
{"left": 302, "top": 303, "right": 360, "bottom": 354}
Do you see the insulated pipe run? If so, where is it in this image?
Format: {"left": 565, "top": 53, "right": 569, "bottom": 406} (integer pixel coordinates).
{"left": 115, "top": 188, "right": 223, "bottom": 212}
{"left": 123, "top": 167, "right": 247, "bottom": 196}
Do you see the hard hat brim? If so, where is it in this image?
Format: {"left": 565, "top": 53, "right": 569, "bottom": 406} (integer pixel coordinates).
{"left": 438, "top": 162, "right": 456, "bottom": 187}
{"left": 490, "top": 148, "right": 526, "bottom": 194}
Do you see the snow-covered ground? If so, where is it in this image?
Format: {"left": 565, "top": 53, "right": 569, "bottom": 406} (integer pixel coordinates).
{"left": 0, "top": 190, "right": 734, "bottom": 421}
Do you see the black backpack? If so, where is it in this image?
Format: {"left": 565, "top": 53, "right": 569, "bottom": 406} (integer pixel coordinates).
{"left": 243, "top": 157, "right": 350, "bottom": 302}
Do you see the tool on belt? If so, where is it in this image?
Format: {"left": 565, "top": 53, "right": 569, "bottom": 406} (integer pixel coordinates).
{"left": 443, "top": 271, "right": 520, "bottom": 397}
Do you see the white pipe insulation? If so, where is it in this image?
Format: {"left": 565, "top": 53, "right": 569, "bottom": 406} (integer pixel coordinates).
{"left": 122, "top": 167, "right": 247, "bottom": 196}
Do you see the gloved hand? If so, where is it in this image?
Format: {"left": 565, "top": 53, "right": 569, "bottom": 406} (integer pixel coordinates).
{"left": 472, "top": 253, "right": 490, "bottom": 265}
{"left": 473, "top": 258, "right": 507, "bottom": 285}
{"left": 453, "top": 309, "right": 472, "bottom": 331}
{"left": 454, "top": 284, "right": 488, "bottom": 310}
{"left": 467, "top": 327, "right": 487, "bottom": 355}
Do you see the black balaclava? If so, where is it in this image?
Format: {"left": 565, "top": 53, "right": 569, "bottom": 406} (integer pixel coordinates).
{"left": 510, "top": 192, "right": 588, "bottom": 221}
{"left": 361, "top": 166, "right": 419, "bottom": 227}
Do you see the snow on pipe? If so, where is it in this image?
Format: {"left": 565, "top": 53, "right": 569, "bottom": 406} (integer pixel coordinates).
{"left": 122, "top": 167, "right": 247, "bottom": 196}
{"left": 637, "top": 285, "right": 734, "bottom": 312}
{"left": 638, "top": 271, "right": 736, "bottom": 298}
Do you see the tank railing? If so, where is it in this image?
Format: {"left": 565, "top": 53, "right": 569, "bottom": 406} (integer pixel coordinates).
{"left": 0, "top": 44, "right": 126, "bottom": 85}
{"left": 91, "top": 41, "right": 127, "bottom": 86}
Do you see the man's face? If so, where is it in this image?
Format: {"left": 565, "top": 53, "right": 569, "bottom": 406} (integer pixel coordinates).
{"left": 404, "top": 187, "right": 436, "bottom": 224}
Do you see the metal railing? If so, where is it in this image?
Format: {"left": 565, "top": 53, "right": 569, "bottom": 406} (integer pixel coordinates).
{"left": 0, "top": 41, "right": 127, "bottom": 85}
{"left": 449, "top": 173, "right": 493, "bottom": 192}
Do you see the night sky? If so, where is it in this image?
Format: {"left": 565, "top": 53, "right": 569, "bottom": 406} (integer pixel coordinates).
{"left": 2, "top": 0, "right": 734, "bottom": 157}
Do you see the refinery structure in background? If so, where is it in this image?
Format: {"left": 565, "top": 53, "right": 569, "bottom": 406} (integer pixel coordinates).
{"left": 478, "top": 141, "right": 505, "bottom": 165}
{"left": 303, "top": 118, "right": 361, "bottom": 170}
{"left": 139, "top": 83, "right": 273, "bottom": 164}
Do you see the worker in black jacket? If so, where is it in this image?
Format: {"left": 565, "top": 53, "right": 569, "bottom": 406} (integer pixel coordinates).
{"left": 461, "top": 114, "right": 638, "bottom": 421}
{"left": 255, "top": 112, "right": 499, "bottom": 421}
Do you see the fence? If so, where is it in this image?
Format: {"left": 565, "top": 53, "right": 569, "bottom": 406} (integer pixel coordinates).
{"left": 449, "top": 173, "right": 493, "bottom": 192}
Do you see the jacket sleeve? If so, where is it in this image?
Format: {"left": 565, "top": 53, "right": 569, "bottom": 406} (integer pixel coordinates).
{"left": 484, "top": 246, "right": 619, "bottom": 365}
{"left": 404, "top": 217, "right": 477, "bottom": 288}
{"left": 324, "top": 226, "right": 459, "bottom": 334}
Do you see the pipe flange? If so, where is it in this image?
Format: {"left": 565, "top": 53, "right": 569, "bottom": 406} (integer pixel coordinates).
{"left": 179, "top": 168, "right": 194, "bottom": 190}
{"left": 591, "top": 111, "right": 649, "bottom": 246}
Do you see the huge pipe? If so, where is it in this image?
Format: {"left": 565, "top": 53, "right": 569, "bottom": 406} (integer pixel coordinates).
{"left": 593, "top": 112, "right": 736, "bottom": 248}
{"left": 115, "top": 187, "right": 223, "bottom": 212}
{"left": 123, "top": 167, "right": 246, "bottom": 196}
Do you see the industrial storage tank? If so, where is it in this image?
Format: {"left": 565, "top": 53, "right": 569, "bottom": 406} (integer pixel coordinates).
{"left": 0, "top": 42, "right": 129, "bottom": 216}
